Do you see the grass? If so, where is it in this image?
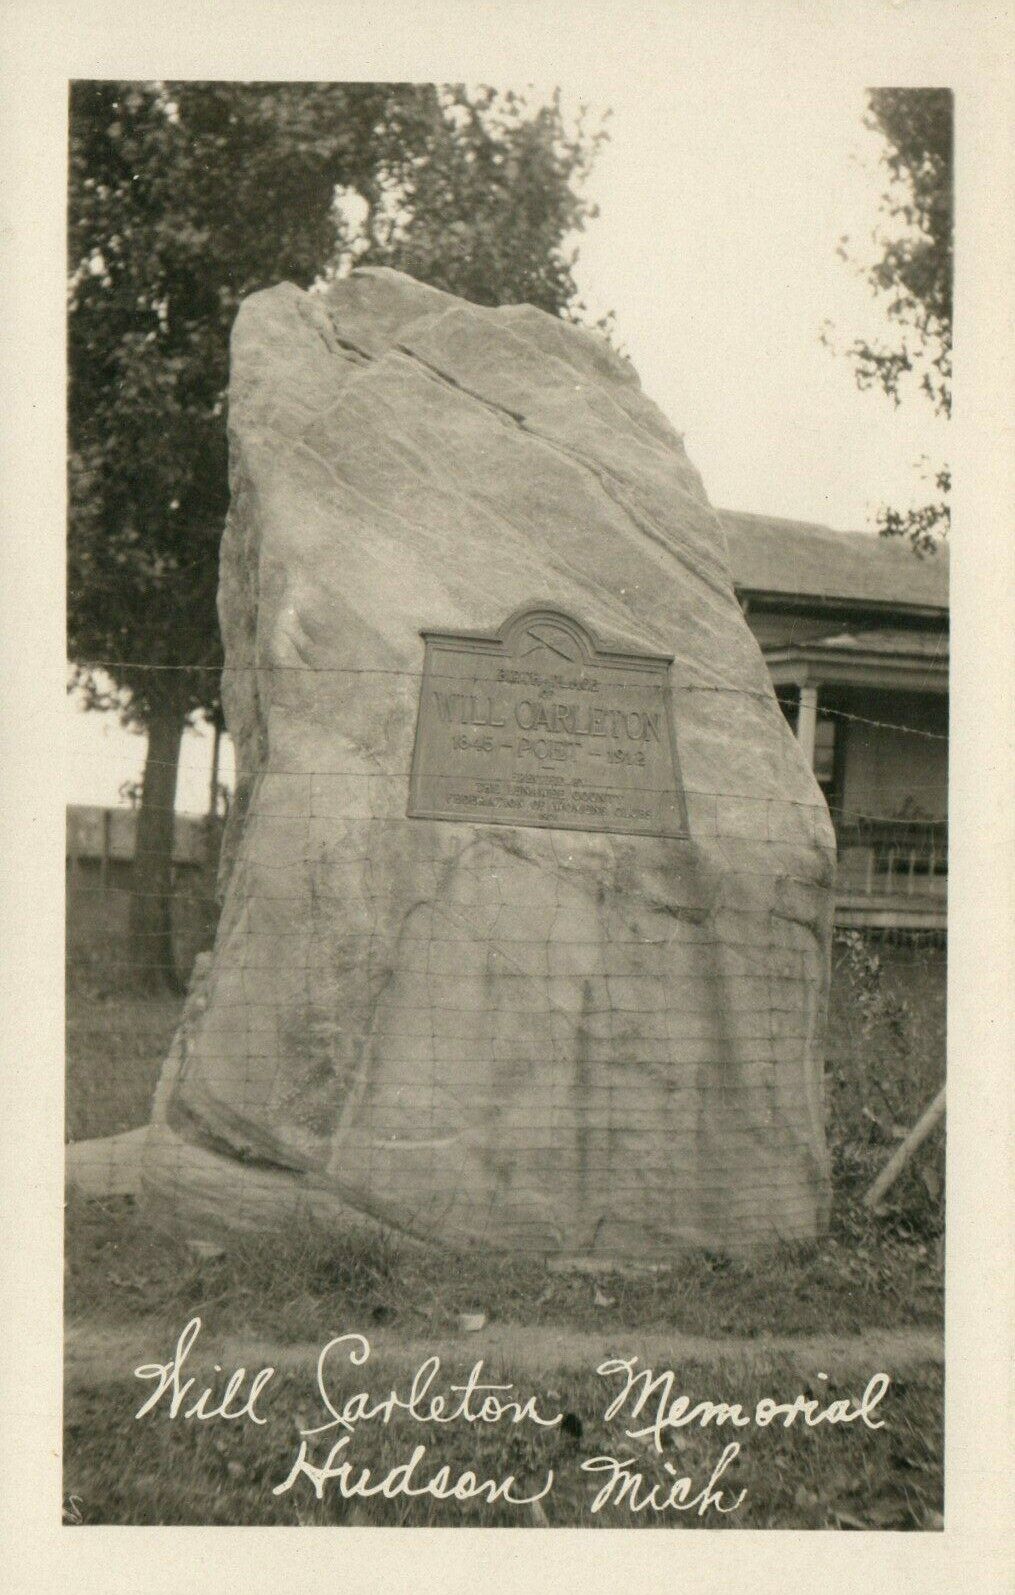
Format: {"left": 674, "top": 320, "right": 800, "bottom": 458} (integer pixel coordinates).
{"left": 64, "top": 937, "right": 946, "bottom": 1527}
{"left": 66, "top": 1190, "right": 943, "bottom": 1344}
{"left": 65, "top": 970, "right": 179, "bottom": 1143}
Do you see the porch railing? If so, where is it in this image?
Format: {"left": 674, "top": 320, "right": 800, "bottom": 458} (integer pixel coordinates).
{"left": 831, "top": 812, "right": 947, "bottom": 910}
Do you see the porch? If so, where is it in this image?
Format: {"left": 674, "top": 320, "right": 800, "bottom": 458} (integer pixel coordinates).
{"left": 831, "top": 813, "right": 947, "bottom": 933}
{"left": 765, "top": 629, "right": 948, "bottom": 934}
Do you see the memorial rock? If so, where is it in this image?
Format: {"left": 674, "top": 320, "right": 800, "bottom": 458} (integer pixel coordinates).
{"left": 143, "top": 267, "right": 835, "bottom": 1258}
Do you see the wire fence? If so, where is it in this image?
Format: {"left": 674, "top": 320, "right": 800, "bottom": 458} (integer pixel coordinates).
{"left": 67, "top": 658, "right": 949, "bottom": 978}
{"left": 65, "top": 652, "right": 947, "bottom": 1249}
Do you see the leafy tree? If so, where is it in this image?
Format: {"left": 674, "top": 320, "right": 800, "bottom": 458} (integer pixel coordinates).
{"left": 69, "top": 82, "right": 609, "bottom": 990}
{"left": 352, "top": 86, "right": 610, "bottom": 327}
{"left": 835, "top": 88, "right": 952, "bottom": 552}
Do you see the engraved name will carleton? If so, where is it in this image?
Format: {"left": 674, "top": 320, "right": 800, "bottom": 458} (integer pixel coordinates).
{"left": 407, "top": 605, "right": 688, "bottom": 838}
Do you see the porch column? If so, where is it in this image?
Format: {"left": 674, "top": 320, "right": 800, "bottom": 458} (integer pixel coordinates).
{"left": 796, "top": 684, "right": 819, "bottom": 767}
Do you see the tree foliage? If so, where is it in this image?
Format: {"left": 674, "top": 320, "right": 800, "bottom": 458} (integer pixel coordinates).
{"left": 68, "top": 80, "right": 609, "bottom": 986}
{"left": 353, "top": 86, "right": 610, "bottom": 326}
{"left": 69, "top": 82, "right": 608, "bottom": 723}
{"left": 837, "top": 88, "right": 953, "bottom": 551}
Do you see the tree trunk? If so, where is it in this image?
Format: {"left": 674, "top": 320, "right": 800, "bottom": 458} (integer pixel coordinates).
{"left": 128, "top": 706, "right": 186, "bottom": 992}
{"left": 199, "top": 713, "right": 226, "bottom": 956}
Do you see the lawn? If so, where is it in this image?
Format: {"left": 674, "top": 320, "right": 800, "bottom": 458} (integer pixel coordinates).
{"left": 65, "top": 984, "right": 181, "bottom": 1143}
{"left": 64, "top": 935, "right": 946, "bottom": 1528}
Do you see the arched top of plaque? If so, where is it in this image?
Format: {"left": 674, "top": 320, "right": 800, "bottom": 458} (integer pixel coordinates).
{"left": 420, "top": 602, "right": 674, "bottom": 674}
{"left": 409, "top": 604, "right": 687, "bottom": 838}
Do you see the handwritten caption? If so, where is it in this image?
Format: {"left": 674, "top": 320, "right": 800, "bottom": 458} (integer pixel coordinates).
{"left": 133, "top": 1318, "right": 890, "bottom": 1518}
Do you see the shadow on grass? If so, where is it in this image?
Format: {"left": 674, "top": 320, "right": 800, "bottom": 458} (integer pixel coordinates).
{"left": 65, "top": 1184, "right": 943, "bottom": 1345}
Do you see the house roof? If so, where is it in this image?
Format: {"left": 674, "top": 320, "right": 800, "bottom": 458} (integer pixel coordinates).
{"left": 718, "top": 510, "right": 949, "bottom": 612}
{"left": 801, "top": 629, "right": 949, "bottom": 660}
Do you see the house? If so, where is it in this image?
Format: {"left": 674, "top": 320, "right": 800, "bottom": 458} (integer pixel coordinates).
{"left": 720, "top": 510, "right": 948, "bottom": 934}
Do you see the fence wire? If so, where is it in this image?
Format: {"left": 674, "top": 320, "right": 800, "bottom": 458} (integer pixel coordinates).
{"left": 65, "top": 651, "right": 947, "bottom": 1250}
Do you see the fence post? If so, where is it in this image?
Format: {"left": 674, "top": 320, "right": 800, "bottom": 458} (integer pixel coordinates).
{"left": 100, "top": 807, "right": 111, "bottom": 902}
{"left": 68, "top": 818, "right": 79, "bottom": 894}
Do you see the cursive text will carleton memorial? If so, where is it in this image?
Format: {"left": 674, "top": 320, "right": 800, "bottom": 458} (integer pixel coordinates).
{"left": 143, "top": 268, "right": 835, "bottom": 1260}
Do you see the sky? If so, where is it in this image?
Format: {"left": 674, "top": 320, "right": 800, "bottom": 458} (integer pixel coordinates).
{"left": 66, "top": 77, "right": 947, "bottom": 814}
{"left": 576, "top": 79, "right": 946, "bottom": 527}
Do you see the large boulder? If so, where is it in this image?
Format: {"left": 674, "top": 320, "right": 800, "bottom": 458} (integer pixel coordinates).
{"left": 143, "top": 268, "right": 835, "bottom": 1259}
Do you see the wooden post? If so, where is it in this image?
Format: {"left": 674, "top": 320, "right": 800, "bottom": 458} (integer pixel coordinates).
{"left": 68, "top": 814, "right": 79, "bottom": 894}
{"left": 865, "top": 1086, "right": 946, "bottom": 1209}
{"left": 100, "top": 806, "right": 111, "bottom": 901}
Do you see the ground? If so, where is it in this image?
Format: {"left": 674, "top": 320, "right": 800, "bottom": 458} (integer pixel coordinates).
{"left": 64, "top": 938, "right": 945, "bottom": 1528}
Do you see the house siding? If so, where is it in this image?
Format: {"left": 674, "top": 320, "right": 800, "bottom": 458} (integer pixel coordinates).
{"left": 838, "top": 690, "right": 948, "bottom": 821}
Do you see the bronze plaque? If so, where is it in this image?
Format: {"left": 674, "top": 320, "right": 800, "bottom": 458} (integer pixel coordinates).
{"left": 408, "top": 604, "right": 687, "bottom": 837}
